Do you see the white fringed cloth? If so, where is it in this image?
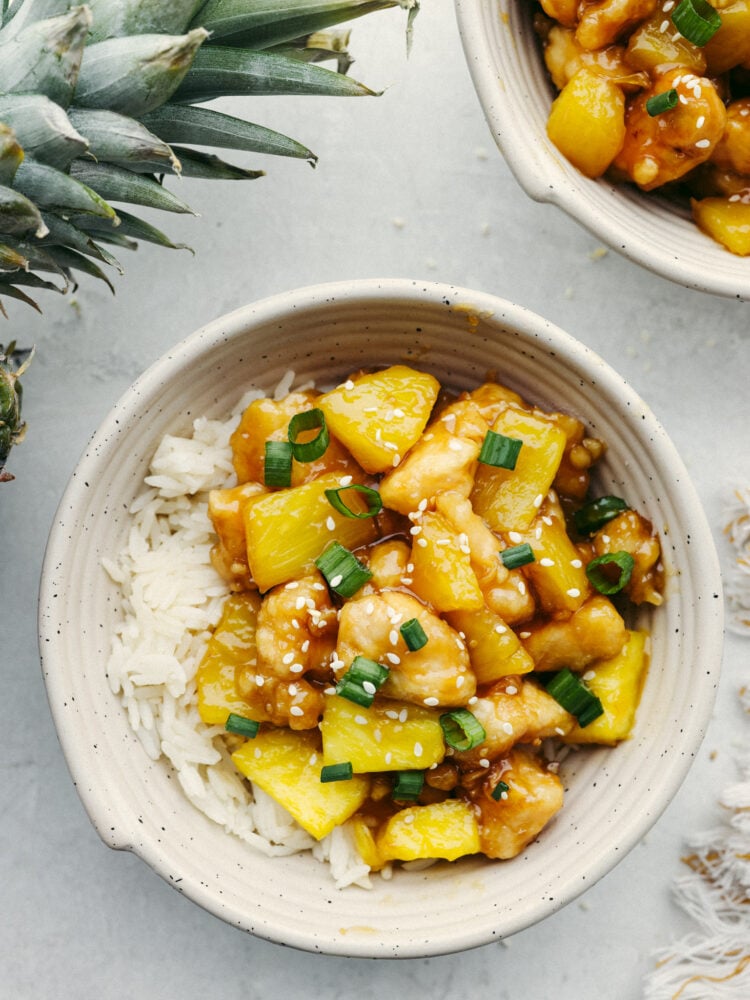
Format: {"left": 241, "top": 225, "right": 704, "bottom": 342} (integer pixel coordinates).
{"left": 643, "top": 490, "right": 750, "bottom": 999}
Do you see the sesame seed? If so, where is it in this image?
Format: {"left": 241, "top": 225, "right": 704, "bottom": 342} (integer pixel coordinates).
{"left": 375, "top": 428, "right": 382, "bottom": 442}
{"left": 326, "top": 516, "right": 336, "bottom": 531}
{"left": 502, "top": 722, "right": 514, "bottom": 735}
{"left": 329, "top": 574, "right": 343, "bottom": 588}
{"left": 385, "top": 710, "right": 399, "bottom": 720}
{"left": 355, "top": 714, "right": 369, "bottom": 725}
{"left": 417, "top": 499, "right": 428, "bottom": 512}
{"left": 455, "top": 636, "right": 465, "bottom": 650}
{"left": 424, "top": 696, "right": 439, "bottom": 706}
{"left": 407, "top": 563, "right": 414, "bottom": 573}
{"left": 398, "top": 708, "right": 408, "bottom": 722}
{"left": 508, "top": 531, "right": 522, "bottom": 544}
{"left": 417, "top": 538, "right": 428, "bottom": 547}
{"left": 324, "top": 686, "right": 337, "bottom": 695}
{"left": 339, "top": 475, "right": 353, "bottom": 486}
{"left": 392, "top": 454, "right": 401, "bottom": 466}
{"left": 290, "top": 706, "right": 304, "bottom": 717}
{"left": 362, "top": 681, "right": 377, "bottom": 695}
{"left": 436, "top": 538, "right": 450, "bottom": 546}
{"left": 410, "top": 525, "right": 422, "bottom": 535}
{"left": 295, "top": 597, "right": 306, "bottom": 610}
{"left": 385, "top": 751, "right": 393, "bottom": 764}
{"left": 696, "top": 115, "right": 705, "bottom": 128}
{"left": 540, "top": 557, "right": 555, "bottom": 567}
{"left": 570, "top": 559, "right": 583, "bottom": 568}
{"left": 695, "top": 138, "right": 710, "bottom": 149}
{"left": 479, "top": 758, "right": 490, "bottom": 768}
{"left": 414, "top": 742, "right": 423, "bottom": 757}
{"left": 386, "top": 652, "right": 401, "bottom": 665}
{"left": 404, "top": 813, "right": 415, "bottom": 824}
{"left": 291, "top": 618, "right": 300, "bottom": 629}
{"left": 448, "top": 439, "right": 463, "bottom": 451}
{"left": 468, "top": 696, "right": 478, "bottom": 705}
{"left": 374, "top": 727, "right": 383, "bottom": 743}
{"left": 282, "top": 652, "right": 295, "bottom": 664}
{"left": 389, "top": 629, "right": 399, "bottom": 646}
{"left": 288, "top": 684, "right": 298, "bottom": 696}
{"left": 456, "top": 675, "right": 465, "bottom": 688}
{"left": 255, "top": 675, "right": 265, "bottom": 687}
{"left": 285, "top": 581, "right": 299, "bottom": 590}
{"left": 583, "top": 670, "right": 596, "bottom": 681}
{"left": 290, "top": 663, "right": 304, "bottom": 674}
{"left": 518, "top": 581, "right": 527, "bottom": 595}
{"left": 309, "top": 753, "right": 318, "bottom": 765}
{"left": 344, "top": 380, "right": 355, "bottom": 390}
{"left": 400, "top": 577, "right": 413, "bottom": 585}
{"left": 519, "top": 631, "right": 531, "bottom": 639}
{"left": 366, "top": 601, "right": 375, "bottom": 615}
{"left": 660, "top": 18, "right": 669, "bottom": 30}
{"left": 254, "top": 747, "right": 263, "bottom": 758}
{"left": 506, "top": 685, "right": 518, "bottom": 695}
{"left": 301, "top": 639, "right": 310, "bottom": 653}
{"left": 567, "top": 588, "right": 581, "bottom": 598}
{"left": 533, "top": 493, "right": 544, "bottom": 508}
{"left": 494, "top": 624, "right": 507, "bottom": 634}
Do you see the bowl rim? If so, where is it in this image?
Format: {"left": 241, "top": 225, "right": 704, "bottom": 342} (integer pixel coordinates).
{"left": 38, "top": 278, "right": 725, "bottom": 956}
{"left": 453, "top": 0, "right": 750, "bottom": 302}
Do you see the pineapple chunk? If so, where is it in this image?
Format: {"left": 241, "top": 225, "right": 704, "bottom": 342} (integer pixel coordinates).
{"left": 566, "top": 630, "right": 649, "bottom": 744}
{"left": 243, "top": 471, "right": 377, "bottom": 592}
{"left": 471, "top": 405, "right": 567, "bottom": 533}
{"left": 350, "top": 815, "right": 386, "bottom": 870}
{"left": 376, "top": 799, "right": 480, "bottom": 863}
{"left": 317, "top": 365, "right": 440, "bottom": 474}
{"left": 511, "top": 492, "right": 590, "bottom": 616}
{"left": 446, "top": 606, "right": 533, "bottom": 684}
{"left": 231, "top": 728, "right": 370, "bottom": 840}
{"left": 197, "top": 592, "right": 262, "bottom": 725}
{"left": 409, "top": 510, "right": 484, "bottom": 612}
{"left": 320, "top": 695, "right": 445, "bottom": 772}
{"left": 691, "top": 197, "right": 750, "bottom": 257}
{"left": 704, "top": 1, "right": 750, "bottom": 75}
{"left": 546, "top": 68, "right": 626, "bottom": 178}
{"left": 468, "top": 748, "right": 564, "bottom": 859}
{"left": 378, "top": 399, "right": 487, "bottom": 515}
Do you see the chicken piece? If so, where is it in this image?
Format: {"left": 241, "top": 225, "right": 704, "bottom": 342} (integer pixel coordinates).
{"left": 592, "top": 509, "right": 663, "bottom": 605}
{"left": 712, "top": 97, "right": 750, "bottom": 176}
{"left": 453, "top": 676, "right": 574, "bottom": 768}
{"left": 255, "top": 572, "right": 338, "bottom": 681}
{"left": 379, "top": 399, "right": 488, "bottom": 515}
{"left": 614, "top": 67, "right": 727, "bottom": 190}
{"left": 434, "top": 491, "right": 503, "bottom": 587}
{"left": 544, "top": 24, "right": 650, "bottom": 92}
{"left": 483, "top": 569, "right": 536, "bottom": 626}
{"left": 464, "top": 381, "right": 526, "bottom": 423}
{"left": 364, "top": 538, "right": 411, "bottom": 590}
{"left": 575, "top": 0, "right": 658, "bottom": 51}
{"left": 335, "top": 591, "right": 477, "bottom": 707}
{"left": 208, "top": 481, "right": 266, "bottom": 588}
{"left": 522, "top": 594, "right": 628, "bottom": 671}
{"left": 465, "top": 748, "right": 565, "bottom": 859}
{"left": 234, "top": 671, "right": 326, "bottom": 731}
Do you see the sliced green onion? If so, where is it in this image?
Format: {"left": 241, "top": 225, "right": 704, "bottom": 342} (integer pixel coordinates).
{"left": 320, "top": 762, "right": 353, "bottom": 783}
{"left": 439, "top": 708, "right": 486, "bottom": 751}
{"left": 671, "top": 0, "right": 721, "bottom": 45}
{"left": 646, "top": 89, "right": 678, "bottom": 116}
{"left": 491, "top": 780, "right": 510, "bottom": 801}
{"left": 479, "top": 430, "right": 523, "bottom": 469}
{"left": 315, "top": 541, "right": 372, "bottom": 598}
{"left": 263, "top": 440, "right": 293, "bottom": 487}
{"left": 573, "top": 495, "right": 629, "bottom": 535}
{"left": 324, "top": 483, "right": 382, "bottom": 519}
{"left": 335, "top": 655, "right": 389, "bottom": 707}
{"left": 392, "top": 770, "right": 425, "bottom": 800}
{"left": 225, "top": 713, "right": 260, "bottom": 738}
{"left": 501, "top": 543, "right": 535, "bottom": 569}
{"left": 400, "top": 618, "right": 428, "bottom": 651}
{"left": 545, "top": 668, "right": 604, "bottom": 727}
{"left": 586, "top": 551, "right": 635, "bottom": 595}
{"left": 288, "top": 408, "right": 329, "bottom": 462}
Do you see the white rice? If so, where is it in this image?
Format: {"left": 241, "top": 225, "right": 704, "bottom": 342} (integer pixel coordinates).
{"left": 103, "top": 376, "right": 373, "bottom": 889}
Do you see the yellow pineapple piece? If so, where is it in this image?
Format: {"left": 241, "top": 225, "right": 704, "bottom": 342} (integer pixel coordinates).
{"left": 317, "top": 365, "right": 440, "bottom": 474}
{"left": 511, "top": 492, "right": 590, "bottom": 616}
{"left": 409, "top": 510, "right": 484, "bottom": 612}
{"left": 704, "top": 0, "right": 750, "bottom": 75}
{"left": 446, "top": 607, "right": 533, "bottom": 684}
{"left": 243, "top": 471, "right": 377, "bottom": 592}
{"left": 231, "top": 728, "right": 370, "bottom": 840}
{"left": 566, "top": 630, "right": 649, "bottom": 744}
{"left": 320, "top": 695, "right": 445, "bottom": 772}
{"left": 197, "top": 592, "right": 262, "bottom": 725}
{"left": 376, "top": 799, "right": 480, "bottom": 863}
{"left": 471, "top": 405, "right": 567, "bottom": 533}
{"left": 546, "top": 68, "right": 626, "bottom": 178}
{"left": 350, "top": 815, "right": 386, "bottom": 870}
{"left": 626, "top": 12, "right": 706, "bottom": 74}
{"left": 692, "top": 197, "right": 750, "bottom": 257}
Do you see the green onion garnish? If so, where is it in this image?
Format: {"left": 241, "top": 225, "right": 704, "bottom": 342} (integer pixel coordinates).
{"left": 263, "top": 440, "right": 293, "bottom": 487}
{"left": 646, "top": 89, "right": 678, "bottom": 116}
{"left": 491, "top": 780, "right": 510, "bottom": 801}
{"left": 545, "top": 668, "right": 604, "bottom": 727}
{"left": 573, "top": 495, "right": 629, "bottom": 535}
{"left": 439, "top": 708, "right": 486, "bottom": 751}
{"left": 324, "top": 483, "right": 383, "bottom": 519}
{"left": 335, "top": 655, "right": 389, "bottom": 707}
{"left": 586, "top": 551, "right": 635, "bottom": 595}
{"left": 479, "top": 430, "right": 523, "bottom": 470}
{"left": 393, "top": 769, "right": 424, "bottom": 800}
{"left": 288, "top": 408, "right": 329, "bottom": 462}
{"left": 225, "top": 713, "right": 260, "bottom": 738}
{"left": 315, "top": 541, "right": 372, "bottom": 598}
{"left": 320, "top": 762, "right": 354, "bottom": 783}
{"left": 671, "top": 0, "right": 721, "bottom": 45}
{"left": 400, "top": 618, "right": 428, "bottom": 651}
{"left": 501, "top": 542, "right": 535, "bottom": 569}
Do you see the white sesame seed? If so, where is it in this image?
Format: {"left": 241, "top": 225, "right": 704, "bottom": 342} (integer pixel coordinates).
{"left": 660, "top": 18, "right": 669, "bottom": 30}
{"left": 570, "top": 559, "right": 583, "bottom": 568}
{"left": 290, "top": 663, "right": 304, "bottom": 674}
{"left": 329, "top": 574, "right": 343, "bottom": 588}
{"left": 414, "top": 742, "right": 423, "bottom": 757}
{"left": 343, "top": 379, "right": 355, "bottom": 390}
{"left": 389, "top": 629, "right": 399, "bottom": 646}
{"left": 301, "top": 639, "right": 310, "bottom": 653}
{"left": 289, "top": 684, "right": 298, "bottom": 696}
{"left": 695, "top": 138, "right": 710, "bottom": 149}
{"left": 392, "top": 453, "right": 401, "bottom": 466}
{"left": 375, "top": 428, "right": 382, "bottom": 441}
{"left": 517, "top": 581, "right": 527, "bottom": 595}
{"left": 399, "top": 708, "right": 408, "bottom": 723}
{"left": 285, "top": 581, "right": 299, "bottom": 589}
{"left": 423, "top": 696, "right": 439, "bottom": 706}
{"left": 407, "top": 563, "right": 414, "bottom": 572}
{"left": 448, "top": 439, "right": 463, "bottom": 451}
{"left": 385, "top": 710, "right": 399, "bottom": 720}
{"left": 583, "top": 670, "right": 596, "bottom": 681}
{"left": 295, "top": 597, "right": 306, "bottom": 610}
{"left": 309, "top": 752, "right": 318, "bottom": 765}
{"left": 324, "top": 686, "right": 337, "bottom": 695}
{"left": 417, "top": 499, "right": 428, "bottom": 512}
{"left": 436, "top": 538, "right": 450, "bottom": 546}
{"left": 468, "top": 696, "right": 478, "bottom": 705}
{"left": 508, "top": 531, "right": 522, "bottom": 544}
{"left": 456, "top": 675, "right": 465, "bottom": 688}
{"left": 540, "top": 557, "right": 555, "bottom": 567}
{"left": 254, "top": 747, "right": 263, "bottom": 758}
{"left": 417, "top": 538, "right": 427, "bottom": 547}
{"left": 291, "top": 618, "right": 300, "bottom": 629}
{"left": 410, "top": 525, "right": 422, "bottom": 536}
{"left": 282, "top": 652, "right": 295, "bottom": 664}
{"left": 696, "top": 115, "right": 705, "bottom": 128}
{"left": 506, "top": 685, "right": 518, "bottom": 695}
{"left": 519, "top": 631, "right": 531, "bottom": 639}
{"left": 386, "top": 652, "right": 401, "bottom": 665}
{"left": 362, "top": 681, "right": 377, "bottom": 695}
{"left": 533, "top": 493, "right": 544, "bottom": 508}
{"left": 290, "top": 706, "right": 304, "bottom": 717}
{"left": 255, "top": 675, "right": 265, "bottom": 687}
{"left": 355, "top": 714, "right": 369, "bottom": 725}
{"left": 339, "top": 475, "right": 353, "bottom": 486}
{"left": 366, "top": 601, "right": 375, "bottom": 615}
{"left": 494, "top": 624, "right": 507, "bottom": 634}
{"left": 479, "top": 758, "right": 490, "bottom": 768}
{"left": 385, "top": 751, "right": 393, "bottom": 764}
{"left": 400, "top": 577, "right": 413, "bottom": 585}
{"left": 567, "top": 588, "right": 581, "bottom": 598}
{"left": 326, "top": 516, "right": 336, "bottom": 531}
{"left": 502, "top": 722, "right": 514, "bottom": 735}
{"left": 404, "top": 813, "right": 415, "bottom": 824}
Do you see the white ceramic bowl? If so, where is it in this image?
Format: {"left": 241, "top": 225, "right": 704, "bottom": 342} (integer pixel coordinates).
{"left": 39, "top": 279, "right": 723, "bottom": 957}
{"left": 455, "top": 0, "right": 750, "bottom": 301}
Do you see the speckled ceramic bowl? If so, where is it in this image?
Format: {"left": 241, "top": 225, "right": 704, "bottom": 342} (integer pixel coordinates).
{"left": 39, "top": 279, "right": 723, "bottom": 957}
{"left": 455, "top": 0, "right": 750, "bottom": 301}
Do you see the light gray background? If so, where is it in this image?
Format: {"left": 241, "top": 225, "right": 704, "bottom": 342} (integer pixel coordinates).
{"left": 3, "top": 5, "right": 748, "bottom": 998}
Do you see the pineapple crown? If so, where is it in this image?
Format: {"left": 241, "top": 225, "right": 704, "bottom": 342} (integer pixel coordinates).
{"left": 0, "top": 0, "right": 418, "bottom": 311}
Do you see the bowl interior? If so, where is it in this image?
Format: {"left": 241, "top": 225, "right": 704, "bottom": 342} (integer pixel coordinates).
{"left": 39, "top": 279, "right": 723, "bottom": 957}
{"left": 454, "top": 0, "right": 750, "bottom": 301}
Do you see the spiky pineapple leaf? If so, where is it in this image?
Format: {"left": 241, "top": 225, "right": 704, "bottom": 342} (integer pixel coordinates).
{"left": 0, "top": 5, "right": 92, "bottom": 107}
{"left": 68, "top": 160, "right": 196, "bottom": 214}
{"left": 67, "top": 107, "right": 180, "bottom": 174}
{"left": 40, "top": 212, "right": 124, "bottom": 272}
{"left": 191, "top": 0, "right": 394, "bottom": 48}
{"left": 43, "top": 244, "right": 116, "bottom": 293}
{"left": 139, "top": 103, "right": 316, "bottom": 162}
{"left": 168, "top": 146, "right": 264, "bottom": 180}
{"left": 0, "top": 281, "right": 42, "bottom": 312}
{"left": 0, "top": 122, "right": 23, "bottom": 184}
{"left": 0, "top": 94, "right": 87, "bottom": 170}
{"left": 0, "top": 242, "right": 28, "bottom": 271}
{"left": 71, "top": 208, "right": 193, "bottom": 253}
{"left": 0, "top": 0, "right": 72, "bottom": 41}
{"left": 0, "top": 183, "right": 47, "bottom": 237}
{"left": 173, "top": 46, "right": 378, "bottom": 102}
{"left": 13, "top": 159, "right": 117, "bottom": 219}
{"left": 85, "top": 0, "right": 206, "bottom": 42}
{"left": 74, "top": 29, "right": 210, "bottom": 117}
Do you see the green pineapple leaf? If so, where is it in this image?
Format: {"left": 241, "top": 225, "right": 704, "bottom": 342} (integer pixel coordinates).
{"left": 85, "top": 0, "right": 206, "bottom": 41}
{"left": 68, "top": 160, "right": 196, "bottom": 213}
{"left": 168, "top": 146, "right": 264, "bottom": 180}
{"left": 67, "top": 108, "right": 180, "bottom": 173}
{"left": 0, "top": 184, "right": 47, "bottom": 237}
{"left": 0, "top": 94, "right": 88, "bottom": 170}
{"left": 71, "top": 208, "right": 194, "bottom": 252}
